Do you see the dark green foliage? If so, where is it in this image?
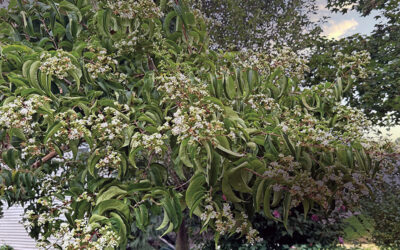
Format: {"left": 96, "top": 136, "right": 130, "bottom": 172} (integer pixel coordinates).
{"left": 361, "top": 176, "right": 400, "bottom": 248}
{"left": 189, "top": 0, "right": 324, "bottom": 51}
{"left": 201, "top": 209, "right": 346, "bottom": 249}
{"left": 326, "top": 0, "right": 389, "bottom": 15}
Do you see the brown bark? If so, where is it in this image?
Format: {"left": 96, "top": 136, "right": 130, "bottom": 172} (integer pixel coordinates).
{"left": 175, "top": 218, "right": 189, "bottom": 250}
{"left": 31, "top": 150, "right": 58, "bottom": 168}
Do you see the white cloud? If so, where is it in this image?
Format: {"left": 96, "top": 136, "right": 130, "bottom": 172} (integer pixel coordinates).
{"left": 323, "top": 19, "right": 358, "bottom": 39}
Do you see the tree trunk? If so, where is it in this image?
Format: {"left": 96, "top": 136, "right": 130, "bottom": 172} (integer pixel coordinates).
{"left": 175, "top": 218, "right": 189, "bottom": 250}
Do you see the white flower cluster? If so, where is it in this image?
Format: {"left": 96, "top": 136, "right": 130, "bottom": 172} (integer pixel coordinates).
{"left": 54, "top": 219, "right": 120, "bottom": 249}
{"left": 0, "top": 95, "right": 50, "bottom": 135}
{"left": 237, "top": 47, "right": 309, "bottom": 79}
{"left": 76, "top": 191, "right": 95, "bottom": 205}
{"left": 335, "top": 50, "right": 371, "bottom": 79}
{"left": 115, "top": 30, "right": 140, "bottom": 55}
{"left": 95, "top": 145, "right": 123, "bottom": 170}
{"left": 20, "top": 138, "right": 42, "bottom": 159}
{"left": 85, "top": 48, "right": 127, "bottom": 84}
{"left": 114, "top": 25, "right": 163, "bottom": 56}
{"left": 131, "top": 132, "right": 168, "bottom": 154}
{"left": 333, "top": 105, "right": 372, "bottom": 142}
{"left": 237, "top": 51, "right": 271, "bottom": 76}
{"left": 279, "top": 107, "right": 336, "bottom": 148}
{"left": 200, "top": 197, "right": 262, "bottom": 244}
{"left": 39, "top": 50, "right": 78, "bottom": 79}
{"left": 22, "top": 198, "right": 70, "bottom": 232}
{"left": 246, "top": 94, "right": 280, "bottom": 112}
{"left": 53, "top": 111, "right": 91, "bottom": 143}
{"left": 88, "top": 107, "right": 129, "bottom": 144}
{"left": 239, "top": 212, "right": 263, "bottom": 245}
{"left": 269, "top": 47, "right": 310, "bottom": 80}
{"left": 106, "top": 0, "right": 163, "bottom": 19}
{"left": 22, "top": 210, "right": 38, "bottom": 230}
{"left": 310, "top": 82, "right": 336, "bottom": 99}
{"left": 156, "top": 73, "right": 208, "bottom": 104}
{"left": 171, "top": 104, "right": 224, "bottom": 143}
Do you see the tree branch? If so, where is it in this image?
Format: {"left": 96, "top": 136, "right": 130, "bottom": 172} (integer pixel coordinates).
{"left": 31, "top": 150, "right": 58, "bottom": 168}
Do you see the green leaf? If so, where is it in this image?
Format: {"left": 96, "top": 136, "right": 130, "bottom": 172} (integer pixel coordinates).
{"left": 163, "top": 11, "right": 177, "bottom": 35}
{"left": 43, "top": 121, "right": 63, "bottom": 143}
{"left": 263, "top": 185, "right": 275, "bottom": 220}
{"left": 222, "top": 167, "right": 244, "bottom": 203}
{"left": 96, "top": 186, "right": 127, "bottom": 205}
{"left": 110, "top": 212, "right": 128, "bottom": 247}
{"left": 214, "top": 140, "right": 244, "bottom": 158}
{"left": 224, "top": 75, "right": 237, "bottom": 99}
{"left": 271, "top": 190, "right": 283, "bottom": 207}
{"left": 179, "top": 138, "right": 194, "bottom": 168}
{"left": 156, "top": 208, "right": 170, "bottom": 230}
{"left": 59, "top": 0, "right": 82, "bottom": 22}
{"left": 303, "top": 199, "right": 310, "bottom": 219}
{"left": 89, "top": 214, "right": 108, "bottom": 224}
{"left": 22, "top": 60, "right": 34, "bottom": 78}
{"left": 9, "top": 128, "right": 26, "bottom": 141}
{"left": 93, "top": 199, "right": 130, "bottom": 220}
{"left": 227, "top": 162, "right": 252, "bottom": 193}
{"left": 88, "top": 151, "right": 103, "bottom": 177}
{"left": 282, "top": 132, "right": 296, "bottom": 159}
{"left": 283, "top": 193, "right": 292, "bottom": 229}
{"left": 255, "top": 179, "right": 266, "bottom": 212}
{"left": 161, "top": 222, "right": 174, "bottom": 236}
{"left": 185, "top": 174, "right": 206, "bottom": 216}
{"left": 28, "top": 61, "right": 43, "bottom": 91}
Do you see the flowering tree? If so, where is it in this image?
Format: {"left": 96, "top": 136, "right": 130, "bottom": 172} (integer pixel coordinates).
{"left": 0, "top": 0, "right": 399, "bottom": 249}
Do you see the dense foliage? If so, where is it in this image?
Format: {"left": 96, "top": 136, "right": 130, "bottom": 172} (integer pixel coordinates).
{"left": 361, "top": 165, "right": 400, "bottom": 248}
{"left": 188, "top": 0, "right": 323, "bottom": 51}
{"left": 0, "top": 0, "right": 399, "bottom": 249}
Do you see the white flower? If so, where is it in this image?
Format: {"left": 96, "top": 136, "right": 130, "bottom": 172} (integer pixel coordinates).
{"left": 20, "top": 108, "right": 29, "bottom": 115}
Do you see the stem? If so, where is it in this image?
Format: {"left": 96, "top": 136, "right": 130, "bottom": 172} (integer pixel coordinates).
{"left": 159, "top": 237, "right": 175, "bottom": 250}
{"left": 31, "top": 145, "right": 68, "bottom": 168}
{"left": 40, "top": 18, "right": 58, "bottom": 49}
{"left": 31, "top": 150, "right": 58, "bottom": 168}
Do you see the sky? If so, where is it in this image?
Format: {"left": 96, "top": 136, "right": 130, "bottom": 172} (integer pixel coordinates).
{"left": 316, "top": 0, "right": 383, "bottom": 39}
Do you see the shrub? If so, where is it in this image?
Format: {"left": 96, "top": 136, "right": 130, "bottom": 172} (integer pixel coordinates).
{"left": 199, "top": 208, "right": 347, "bottom": 249}
{"left": 361, "top": 167, "right": 400, "bottom": 248}
{"left": 0, "top": 245, "right": 14, "bottom": 250}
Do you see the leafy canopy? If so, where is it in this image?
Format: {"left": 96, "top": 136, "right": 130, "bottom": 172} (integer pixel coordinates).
{"left": 189, "top": 0, "right": 323, "bottom": 51}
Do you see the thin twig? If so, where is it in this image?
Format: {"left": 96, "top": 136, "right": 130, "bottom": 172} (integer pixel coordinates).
{"left": 40, "top": 18, "right": 58, "bottom": 49}
{"left": 31, "top": 150, "right": 58, "bottom": 168}
{"left": 159, "top": 236, "right": 175, "bottom": 249}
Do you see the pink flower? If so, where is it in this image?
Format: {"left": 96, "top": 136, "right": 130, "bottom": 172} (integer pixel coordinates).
{"left": 222, "top": 194, "right": 227, "bottom": 201}
{"left": 311, "top": 214, "right": 319, "bottom": 222}
{"left": 273, "top": 210, "right": 281, "bottom": 219}
{"left": 340, "top": 205, "right": 346, "bottom": 212}
{"left": 338, "top": 236, "right": 344, "bottom": 244}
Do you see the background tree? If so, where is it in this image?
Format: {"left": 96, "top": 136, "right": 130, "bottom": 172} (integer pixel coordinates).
{"left": 189, "top": 0, "right": 324, "bottom": 51}
{"left": 326, "top": 0, "right": 389, "bottom": 15}
{"left": 307, "top": 0, "right": 400, "bottom": 124}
